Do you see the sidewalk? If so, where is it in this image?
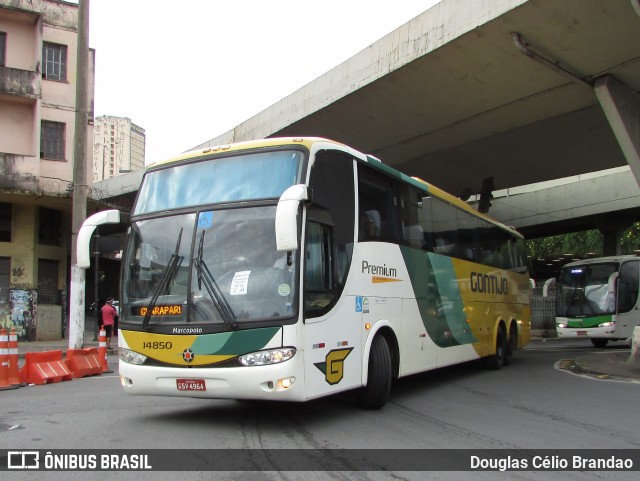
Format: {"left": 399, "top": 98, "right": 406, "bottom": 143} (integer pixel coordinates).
{"left": 531, "top": 330, "right": 640, "bottom": 381}
{"left": 17, "top": 325, "right": 117, "bottom": 359}
{"left": 572, "top": 351, "right": 640, "bottom": 381}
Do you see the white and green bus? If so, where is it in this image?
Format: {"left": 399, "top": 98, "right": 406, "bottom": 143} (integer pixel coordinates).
{"left": 555, "top": 255, "right": 640, "bottom": 347}
{"left": 78, "top": 137, "right": 531, "bottom": 408}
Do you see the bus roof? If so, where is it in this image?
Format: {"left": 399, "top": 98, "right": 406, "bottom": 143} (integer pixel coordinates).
{"left": 562, "top": 255, "right": 640, "bottom": 268}
{"left": 146, "top": 137, "right": 522, "bottom": 239}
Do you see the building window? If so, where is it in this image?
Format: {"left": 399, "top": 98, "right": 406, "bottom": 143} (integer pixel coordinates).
{"left": 42, "top": 42, "right": 67, "bottom": 81}
{"left": 38, "top": 207, "right": 62, "bottom": 246}
{"left": 0, "top": 203, "right": 11, "bottom": 242}
{"left": 41, "top": 121, "right": 65, "bottom": 160}
{"left": 0, "top": 258, "right": 10, "bottom": 308}
{"left": 38, "top": 259, "right": 59, "bottom": 305}
{"left": 0, "top": 32, "right": 6, "bottom": 67}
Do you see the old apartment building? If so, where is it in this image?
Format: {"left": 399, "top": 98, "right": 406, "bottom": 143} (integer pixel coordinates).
{"left": 93, "top": 115, "right": 145, "bottom": 182}
{"left": 0, "top": 0, "right": 94, "bottom": 341}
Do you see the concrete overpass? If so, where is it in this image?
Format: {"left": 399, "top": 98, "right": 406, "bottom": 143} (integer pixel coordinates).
{"left": 96, "top": 0, "right": 640, "bottom": 254}
{"left": 192, "top": 0, "right": 640, "bottom": 238}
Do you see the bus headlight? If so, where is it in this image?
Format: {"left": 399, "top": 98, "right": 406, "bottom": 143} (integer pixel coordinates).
{"left": 557, "top": 323, "right": 567, "bottom": 329}
{"left": 598, "top": 321, "right": 616, "bottom": 327}
{"left": 119, "top": 348, "right": 147, "bottom": 365}
{"left": 239, "top": 348, "right": 296, "bottom": 366}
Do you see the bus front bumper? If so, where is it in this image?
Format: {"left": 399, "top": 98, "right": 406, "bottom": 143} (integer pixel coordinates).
{"left": 118, "top": 355, "right": 306, "bottom": 402}
{"left": 556, "top": 324, "right": 619, "bottom": 340}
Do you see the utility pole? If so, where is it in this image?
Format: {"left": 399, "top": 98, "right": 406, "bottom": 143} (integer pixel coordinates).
{"left": 69, "top": 0, "right": 91, "bottom": 349}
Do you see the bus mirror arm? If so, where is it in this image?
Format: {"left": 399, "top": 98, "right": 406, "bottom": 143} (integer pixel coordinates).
{"left": 275, "top": 184, "right": 309, "bottom": 252}
{"left": 77, "top": 209, "right": 125, "bottom": 269}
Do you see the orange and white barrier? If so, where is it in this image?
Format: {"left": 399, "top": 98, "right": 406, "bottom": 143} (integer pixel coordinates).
{"left": 65, "top": 347, "right": 103, "bottom": 378}
{"left": 1, "top": 328, "right": 18, "bottom": 390}
{"left": 98, "top": 326, "right": 113, "bottom": 373}
{"left": 19, "top": 350, "right": 73, "bottom": 385}
{"left": 8, "top": 327, "right": 24, "bottom": 387}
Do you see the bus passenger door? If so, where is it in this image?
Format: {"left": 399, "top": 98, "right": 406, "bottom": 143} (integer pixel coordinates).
{"left": 303, "top": 221, "right": 361, "bottom": 399}
{"left": 301, "top": 149, "right": 359, "bottom": 400}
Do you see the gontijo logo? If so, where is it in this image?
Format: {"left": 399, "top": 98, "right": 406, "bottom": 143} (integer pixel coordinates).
{"left": 362, "top": 260, "right": 402, "bottom": 283}
{"left": 470, "top": 272, "right": 508, "bottom": 295}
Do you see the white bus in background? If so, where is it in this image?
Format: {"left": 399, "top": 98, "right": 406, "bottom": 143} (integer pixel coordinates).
{"left": 554, "top": 255, "right": 640, "bottom": 347}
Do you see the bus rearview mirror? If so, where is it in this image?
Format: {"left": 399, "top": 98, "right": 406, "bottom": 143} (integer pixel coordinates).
{"left": 77, "top": 209, "right": 124, "bottom": 269}
{"left": 275, "top": 184, "right": 308, "bottom": 251}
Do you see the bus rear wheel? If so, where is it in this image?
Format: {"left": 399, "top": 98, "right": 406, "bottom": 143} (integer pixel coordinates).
{"left": 357, "top": 335, "right": 392, "bottom": 409}
{"left": 591, "top": 338, "right": 609, "bottom": 348}
{"left": 483, "top": 326, "right": 506, "bottom": 370}
{"left": 504, "top": 324, "right": 517, "bottom": 366}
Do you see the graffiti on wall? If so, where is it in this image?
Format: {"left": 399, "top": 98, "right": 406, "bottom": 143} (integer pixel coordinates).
{"left": 10, "top": 289, "right": 36, "bottom": 341}
{"left": 0, "top": 297, "right": 9, "bottom": 330}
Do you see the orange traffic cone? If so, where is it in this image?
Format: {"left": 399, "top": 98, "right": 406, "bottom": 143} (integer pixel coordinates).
{"left": 98, "top": 326, "right": 113, "bottom": 373}
{"left": 1, "top": 328, "right": 18, "bottom": 391}
{"left": 8, "top": 327, "right": 24, "bottom": 387}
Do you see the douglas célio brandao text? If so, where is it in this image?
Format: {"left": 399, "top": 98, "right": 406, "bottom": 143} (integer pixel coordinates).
{"left": 470, "top": 454, "right": 634, "bottom": 471}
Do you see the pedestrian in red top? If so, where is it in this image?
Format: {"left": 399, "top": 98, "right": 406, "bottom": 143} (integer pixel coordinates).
{"left": 100, "top": 298, "right": 118, "bottom": 350}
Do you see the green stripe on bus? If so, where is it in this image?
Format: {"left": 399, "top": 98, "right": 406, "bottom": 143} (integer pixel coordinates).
{"left": 400, "top": 247, "right": 476, "bottom": 347}
{"left": 191, "top": 327, "right": 280, "bottom": 355}
{"left": 566, "top": 315, "right": 613, "bottom": 329}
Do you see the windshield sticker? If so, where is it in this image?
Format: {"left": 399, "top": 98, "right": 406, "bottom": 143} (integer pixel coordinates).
{"left": 230, "top": 270, "right": 251, "bottom": 295}
{"left": 277, "top": 284, "right": 291, "bottom": 297}
{"left": 139, "top": 243, "right": 152, "bottom": 268}
{"left": 198, "top": 211, "right": 213, "bottom": 229}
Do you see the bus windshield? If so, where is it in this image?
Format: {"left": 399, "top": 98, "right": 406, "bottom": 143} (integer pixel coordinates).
{"left": 556, "top": 263, "right": 618, "bottom": 317}
{"left": 123, "top": 206, "right": 296, "bottom": 329}
{"left": 134, "top": 150, "right": 304, "bottom": 215}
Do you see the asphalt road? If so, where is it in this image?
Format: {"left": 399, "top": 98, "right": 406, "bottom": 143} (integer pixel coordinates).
{"left": 1, "top": 339, "right": 639, "bottom": 480}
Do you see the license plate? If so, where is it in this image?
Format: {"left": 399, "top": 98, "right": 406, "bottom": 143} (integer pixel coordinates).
{"left": 577, "top": 331, "right": 587, "bottom": 336}
{"left": 176, "top": 379, "right": 206, "bottom": 391}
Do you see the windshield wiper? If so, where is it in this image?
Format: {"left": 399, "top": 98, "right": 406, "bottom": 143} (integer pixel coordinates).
{"left": 193, "top": 231, "right": 238, "bottom": 328}
{"left": 142, "top": 229, "right": 184, "bottom": 329}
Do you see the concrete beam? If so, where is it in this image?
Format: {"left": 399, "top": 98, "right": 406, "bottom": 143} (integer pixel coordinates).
{"left": 595, "top": 76, "right": 640, "bottom": 187}
{"left": 482, "top": 167, "right": 640, "bottom": 236}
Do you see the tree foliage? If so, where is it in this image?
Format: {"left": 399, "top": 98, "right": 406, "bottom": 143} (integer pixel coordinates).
{"left": 526, "top": 222, "right": 640, "bottom": 259}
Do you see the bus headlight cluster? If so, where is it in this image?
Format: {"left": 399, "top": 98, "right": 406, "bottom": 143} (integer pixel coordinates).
{"left": 119, "top": 348, "right": 147, "bottom": 365}
{"left": 557, "top": 323, "right": 567, "bottom": 329}
{"left": 598, "top": 321, "right": 616, "bottom": 327}
{"left": 239, "top": 348, "right": 296, "bottom": 366}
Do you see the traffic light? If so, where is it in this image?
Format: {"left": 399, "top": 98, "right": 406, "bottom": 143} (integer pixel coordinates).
{"left": 477, "top": 176, "right": 494, "bottom": 213}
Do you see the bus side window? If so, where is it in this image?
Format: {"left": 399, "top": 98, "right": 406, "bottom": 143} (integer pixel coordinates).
{"left": 429, "top": 197, "right": 459, "bottom": 257}
{"left": 357, "top": 165, "right": 400, "bottom": 243}
{"left": 399, "top": 185, "right": 427, "bottom": 250}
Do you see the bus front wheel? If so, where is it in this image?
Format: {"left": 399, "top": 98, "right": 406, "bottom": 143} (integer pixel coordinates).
{"left": 483, "top": 326, "right": 506, "bottom": 370}
{"left": 357, "top": 335, "right": 392, "bottom": 409}
{"left": 591, "top": 338, "right": 609, "bottom": 348}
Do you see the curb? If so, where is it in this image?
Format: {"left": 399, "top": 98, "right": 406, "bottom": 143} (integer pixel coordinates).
{"left": 570, "top": 352, "right": 640, "bottom": 381}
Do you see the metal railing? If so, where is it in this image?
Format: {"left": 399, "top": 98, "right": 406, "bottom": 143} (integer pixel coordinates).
{"left": 530, "top": 287, "right": 557, "bottom": 330}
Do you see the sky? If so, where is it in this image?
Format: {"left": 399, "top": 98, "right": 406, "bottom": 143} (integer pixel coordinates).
{"left": 87, "top": 0, "right": 440, "bottom": 165}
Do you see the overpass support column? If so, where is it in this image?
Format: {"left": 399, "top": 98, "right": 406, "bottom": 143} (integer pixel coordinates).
{"left": 600, "top": 228, "right": 624, "bottom": 256}
{"left": 594, "top": 76, "right": 640, "bottom": 187}
{"left": 597, "top": 215, "right": 633, "bottom": 256}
